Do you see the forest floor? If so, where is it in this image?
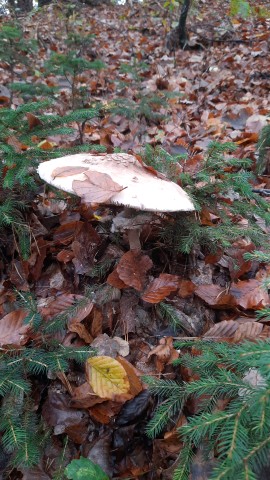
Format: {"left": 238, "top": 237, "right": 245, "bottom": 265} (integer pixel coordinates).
{"left": 1, "top": 0, "right": 270, "bottom": 479}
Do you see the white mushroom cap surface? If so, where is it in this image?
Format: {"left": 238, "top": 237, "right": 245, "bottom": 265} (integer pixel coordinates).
{"left": 38, "top": 153, "right": 194, "bottom": 212}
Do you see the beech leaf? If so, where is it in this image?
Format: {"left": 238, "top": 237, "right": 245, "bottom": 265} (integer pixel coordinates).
{"left": 0, "top": 309, "right": 29, "bottom": 346}
{"left": 73, "top": 170, "right": 124, "bottom": 204}
{"left": 116, "top": 251, "right": 153, "bottom": 291}
{"left": 52, "top": 166, "right": 88, "bottom": 179}
{"left": 26, "top": 112, "right": 43, "bottom": 130}
{"left": 86, "top": 356, "right": 130, "bottom": 399}
{"left": 142, "top": 273, "right": 179, "bottom": 303}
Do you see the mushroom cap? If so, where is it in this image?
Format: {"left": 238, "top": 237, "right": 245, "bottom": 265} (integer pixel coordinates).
{"left": 38, "top": 153, "right": 194, "bottom": 212}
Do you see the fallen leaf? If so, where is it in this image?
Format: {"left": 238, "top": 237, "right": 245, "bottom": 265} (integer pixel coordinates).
{"left": 148, "top": 337, "right": 179, "bottom": 372}
{"left": 142, "top": 273, "right": 179, "bottom": 303}
{"left": 107, "top": 268, "right": 128, "bottom": 289}
{"left": 117, "top": 356, "right": 142, "bottom": 396}
{"left": 0, "top": 309, "right": 29, "bottom": 346}
{"left": 116, "top": 251, "right": 153, "bottom": 291}
{"left": 204, "top": 320, "right": 239, "bottom": 339}
{"left": 26, "top": 112, "right": 43, "bottom": 130}
{"left": 230, "top": 279, "right": 269, "bottom": 310}
{"left": 86, "top": 356, "right": 130, "bottom": 399}
{"left": 195, "top": 284, "right": 236, "bottom": 309}
{"left": 73, "top": 170, "right": 124, "bottom": 204}
{"left": 52, "top": 166, "right": 88, "bottom": 179}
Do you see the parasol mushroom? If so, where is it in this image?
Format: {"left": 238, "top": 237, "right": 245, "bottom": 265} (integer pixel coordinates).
{"left": 37, "top": 152, "right": 194, "bottom": 251}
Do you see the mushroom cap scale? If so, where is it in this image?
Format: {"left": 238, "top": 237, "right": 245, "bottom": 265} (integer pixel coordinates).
{"left": 38, "top": 153, "right": 195, "bottom": 212}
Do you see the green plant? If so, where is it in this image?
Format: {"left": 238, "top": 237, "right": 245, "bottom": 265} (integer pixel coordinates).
{"left": 0, "top": 291, "right": 96, "bottom": 469}
{"left": 230, "top": 0, "right": 251, "bottom": 17}
{"left": 0, "top": 100, "right": 104, "bottom": 258}
{"left": 109, "top": 94, "right": 168, "bottom": 123}
{"left": 256, "top": 124, "right": 270, "bottom": 175}
{"left": 45, "top": 50, "right": 105, "bottom": 110}
{"left": 145, "top": 338, "right": 270, "bottom": 480}
{"left": 65, "top": 457, "right": 109, "bottom": 480}
{"left": 0, "top": 23, "right": 37, "bottom": 84}
{"left": 143, "top": 142, "right": 270, "bottom": 254}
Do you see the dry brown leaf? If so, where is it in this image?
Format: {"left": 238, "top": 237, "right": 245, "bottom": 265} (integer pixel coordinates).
{"left": 107, "top": 267, "right": 128, "bottom": 289}
{"left": 70, "top": 382, "right": 106, "bottom": 409}
{"left": 148, "top": 337, "right": 179, "bottom": 372}
{"left": 178, "top": 279, "right": 196, "bottom": 298}
{"left": 73, "top": 170, "right": 124, "bottom": 204}
{"left": 117, "top": 356, "right": 143, "bottom": 396}
{"left": 89, "top": 400, "right": 123, "bottom": 424}
{"left": 51, "top": 166, "right": 88, "bottom": 179}
{"left": 26, "top": 112, "right": 43, "bottom": 130}
{"left": 56, "top": 250, "right": 75, "bottom": 263}
{"left": 0, "top": 309, "right": 30, "bottom": 346}
{"left": 142, "top": 273, "right": 179, "bottom": 303}
{"left": 233, "top": 322, "right": 264, "bottom": 342}
{"left": 116, "top": 251, "right": 153, "bottom": 291}
{"left": 195, "top": 284, "right": 236, "bottom": 309}
{"left": 230, "top": 279, "right": 269, "bottom": 310}
{"left": 204, "top": 320, "right": 239, "bottom": 339}
{"left": 7, "top": 135, "right": 28, "bottom": 152}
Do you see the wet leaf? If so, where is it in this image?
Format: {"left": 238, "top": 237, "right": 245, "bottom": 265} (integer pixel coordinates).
{"left": 115, "top": 390, "right": 151, "bottom": 426}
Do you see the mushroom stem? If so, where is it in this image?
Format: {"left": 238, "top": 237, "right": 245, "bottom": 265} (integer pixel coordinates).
{"left": 127, "top": 228, "right": 141, "bottom": 252}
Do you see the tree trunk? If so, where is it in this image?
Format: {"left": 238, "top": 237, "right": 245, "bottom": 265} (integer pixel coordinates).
{"left": 15, "top": 0, "right": 33, "bottom": 11}
{"left": 178, "top": 0, "right": 191, "bottom": 47}
{"left": 38, "top": 0, "right": 52, "bottom": 6}
{"left": 8, "top": 0, "right": 16, "bottom": 8}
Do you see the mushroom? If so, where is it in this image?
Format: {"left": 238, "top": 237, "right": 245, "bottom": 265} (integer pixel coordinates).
{"left": 37, "top": 152, "right": 194, "bottom": 251}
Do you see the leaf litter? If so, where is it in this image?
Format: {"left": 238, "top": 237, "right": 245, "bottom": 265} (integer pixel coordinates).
{"left": 1, "top": 0, "right": 270, "bottom": 478}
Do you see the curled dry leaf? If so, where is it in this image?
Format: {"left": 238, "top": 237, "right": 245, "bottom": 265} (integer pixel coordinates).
{"left": 117, "top": 356, "right": 143, "bottom": 396}
{"left": 142, "top": 273, "right": 179, "bottom": 304}
{"left": 148, "top": 336, "right": 179, "bottom": 372}
{"left": 0, "top": 309, "right": 30, "bottom": 346}
{"left": 52, "top": 166, "right": 88, "bottom": 179}
{"left": 86, "top": 355, "right": 130, "bottom": 399}
{"left": 26, "top": 112, "right": 43, "bottom": 130}
{"left": 116, "top": 251, "right": 153, "bottom": 291}
{"left": 73, "top": 170, "right": 124, "bottom": 204}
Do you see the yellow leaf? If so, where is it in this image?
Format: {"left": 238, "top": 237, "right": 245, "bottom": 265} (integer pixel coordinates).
{"left": 37, "top": 140, "right": 56, "bottom": 150}
{"left": 86, "top": 356, "right": 130, "bottom": 399}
